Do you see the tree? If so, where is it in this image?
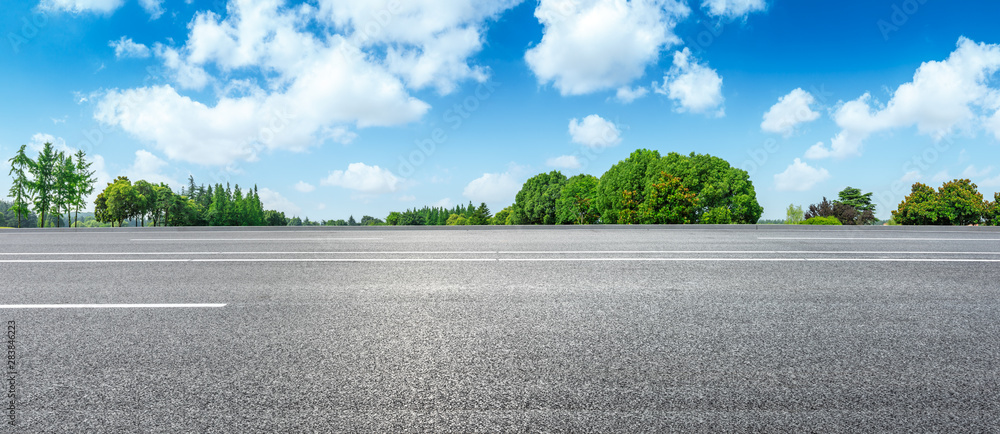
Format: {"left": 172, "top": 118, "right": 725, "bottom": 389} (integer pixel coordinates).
{"left": 637, "top": 172, "right": 699, "bottom": 224}
{"left": 386, "top": 211, "right": 402, "bottom": 226}
{"left": 893, "top": 180, "right": 985, "bottom": 225}
{"left": 893, "top": 183, "right": 939, "bottom": 225}
{"left": 264, "top": 210, "right": 288, "bottom": 226}
{"left": 650, "top": 152, "right": 762, "bottom": 224}
{"left": 94, "top": 177, "right": 138, "bottom": 227}
{"left": 348, "top": 215, "right": 357, "bottom": 226}
{"left": 984, "top": 193, "right": 1000, "bottom": 226}
{"left": 785, "top": 204, "right": 804, "bottom": 224}
{"left": 7, "top": 145, "right": 34, "bottom": 228}
{"left": 489, "top": 206, "right": 510, "bottom": 225}
{"left": 469, "top": 203, "right": 491, "bottom": 225}
{"left": 53, "top": 153, "right": 77, "bottom": 228}
{"left": 801, "top": 216, "right": 842, "bottom": 225}
{"left": 556, "top": 174, "right": 599, "bottom": 224}
{"left": 29, "top": 142, "right": 58, "bottom": 227}
{"left": 935, "top": 179, "right": 984, "bottom": 225}
{"left": 804, "top": 197, "right": 859, "bottom": 225}
{"left": 833, "top": 186, "right": 877, "bottom": 225}
{"left": 73, "top": 150, "right": 96, "bottom": 227}
{"left": 595, "top": 149, "right": 661, "bottom": 224}
{"left": 512, "top": 171, "right": 567, "bottom": 225}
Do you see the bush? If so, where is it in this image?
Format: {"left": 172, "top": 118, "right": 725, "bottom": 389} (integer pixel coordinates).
{"left": 800, "top": 216, "right": 842, "bottom": 225}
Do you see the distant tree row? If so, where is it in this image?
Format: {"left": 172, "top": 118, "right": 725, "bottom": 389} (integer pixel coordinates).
{"left": 93, "top": 175, "right": 290, "bottom": 227}
{"left": 385, "top": 149, "right": 762, "bottom": 226}
{"left": 385, "top": 202, "right": 493, "bottom": 226}
{"left": 894, "top": 179, "right": 1000, "bottom": 225}
{"left": 6, "top": 142, "right": 97, "bottom": 228}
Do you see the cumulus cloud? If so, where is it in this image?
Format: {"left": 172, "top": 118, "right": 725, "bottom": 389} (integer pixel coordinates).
{"left": 96, "top": 0, "right": 521, "bottom": 166}
{"left": 808, "top": 37, "right": 1000, "bottom": 160}
{"left": 546, "top": 155, "right": 582, "bottom": 169}
{"left": 109, "top": 37, "right": 151, "bottom": 59}
{"left": 125, "top": 150, "right": 176, "bottom": 187}
{"left": 320, "top": 162, "right": 400, "bottom": 194}
{"left": 568, "top": 115, "right": 622, "bottom": 148}
{"left": 526, "top": 0, "right": 690, "bottom": 95}
{"left": 28, "top": 133, "right": 73, "bottom": 155}
{"left": 701, "top": 0, "right": 766, "bottom": 18}
{"left": 258, "top": 188, "right": 301, "bottom": 215}
{"left": 900, "top": 170, "right": 922, "bottom": 183}
{"left": 761, "top": 88, "right": 820, "bottom": 136}
{"left": 656, "top": 48, "right": 724, "bottom": 116}
{"left": 614, "top": 86, "right": 649, "bottom": 104}
{"left": 774, "top": 158, "right": 830, "bottom": 191}
{"left": 294, "top": 181, "right": 315, "bottom": 193}
{"left": 463, "top": 164, "right": 526, "bottom": 205}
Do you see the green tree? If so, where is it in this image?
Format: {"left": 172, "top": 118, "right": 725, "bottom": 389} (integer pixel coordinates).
{"left": 893, "top": 183, "right": 939, "bottom": 225}
{"left": 348, "top": 215, "right": 357, "bottom": 226}
{"left": 556, "top": 174, "right": 599, "bottom": 224}
{"left": 833, "top": 186, "right": 877, "bottom": 225}
{"left": 512, "top": 171, "right": 567, "bottom": 225}
{"left": 649, "top": 152, "right": 762, "bottom": 224}
{"left": 785, "top": 204, "right": 804, "bottom": 224}
{"left": 934, "top": 179, "right": 984, "bottom": 225}
{"left": 984, "top": 193, "right": 1000, "bottom": 226}
{"left": 73, "top": 150, "right": 96, "bottom": 227}
{"left": 7, "top": 145, "right": 34, "bottom": 228}
{"left": 595, "top": 149, "right": 661, "bottom": 224}
{"left": 637, "top": 172, "right": 699, "bottom": 224}
{"left": 94, "top": 177, "right": 138, "bottom": 227}
{"left": 468, "top": 203, "right": 491, "bottom": 225}
{"left": 53, "top": 153, "right": 77, "bottom": 228}
{"left": 386, "top": 211, "right": 401, "bottom": 226}
{"left": 29, "top": 142, "right": 58, "bottom": 227}
{"left": 490, "top": 206, "right": 512, "bottom": 225}
{"left": 801, "top": 216, "right": 842, "bottom": 225}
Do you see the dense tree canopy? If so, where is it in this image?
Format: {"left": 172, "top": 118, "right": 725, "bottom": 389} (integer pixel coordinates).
{"left": 511, "top": 171, "right": 567, "bottom": 225}
{"left": 893, "top": 179, "right": 991, "bottom": 226}
{"left": 556, "top": 174, "right": 599, "bottom": 224}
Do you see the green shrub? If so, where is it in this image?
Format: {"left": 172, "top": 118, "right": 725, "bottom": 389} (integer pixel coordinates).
{"left": 800, "top": 216, "right": 842, "bottom": 225}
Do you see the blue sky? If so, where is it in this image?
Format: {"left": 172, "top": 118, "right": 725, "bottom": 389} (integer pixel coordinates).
{"left": 3, "top": 0, "right": 1000, "bottom": 220}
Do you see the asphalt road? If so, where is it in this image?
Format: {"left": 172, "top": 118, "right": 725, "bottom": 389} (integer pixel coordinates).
{"left": 2, "top": 225, "right": 1000, "bottom": 432}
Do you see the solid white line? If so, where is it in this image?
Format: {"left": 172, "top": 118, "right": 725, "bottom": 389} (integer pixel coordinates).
{"left": 3, "top": 258, "right": 1000, "bottom": 263}
{"left": 0, "top": 303, "right": 226, "bottom": 309}
{"left": 130, "top": 238, "right": 383, "bottom": 241}
{"left": 759, "top": 237, "right": 1000, "bottom": 241}
{"left": 4, "top": 250, "right": 1000, "bottom": 256}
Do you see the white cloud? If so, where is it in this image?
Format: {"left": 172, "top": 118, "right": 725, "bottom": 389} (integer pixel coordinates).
{"left": 258, "top": 187, "right": 301, "bottom": 215}
{"left": 614, "top": 86, "right": 648, "bottom": 104}
{"left": 294, "top": 181, "right": 315, "bottom": 193}
{"left": 110, "top": 37, "right": 151, "bottom": 59}
{"left": 930, "top": 170, "right": 950, "bottom": 184}
{"left": 900, "top": 170, "right": 922, "bottom": 183}
{"left": 138, "top": 0, "right": 163, "bottom": 19}
{"left": 317, "top": 0, "right": 519, "bottom": 94}
{"left": 398, "top": 195, "right": 416, "bottom": 202}
{"left": 980, "top": 174, "right": 1000, "bottom": 188}
{"left": 701, "top": 0, "right": 766, "bottom": 18}
{"left": 320, "top": 162, "right": 400, "bottom": 194}
{"left": 433, "top": 197, "right": 454, "bottom": 208}
{"left": 761, "top": 88, "right": 820, "bottom": 136}
{"left": 656, "top": 48, "right": 724, "bottom": 116}
{"left": 526, "top": 0, "right": 690, "bottom": 95}
{"left": 125, "top": 150, "right": 176, "bottom": 187}
{"left": 463, "top": 164, "right": 525, "bottom": 205}
{"left": 568, "top": 115, "right": 622, "bottom": 148}
{"left": 808, "top": 37, "right": 1000, "bottom": 160}
{"left": 961, "top": 165, "right": 993, "bottom": 179}
{"left": 39, "top": 0, "right": 125, "bottom": 14}
{"left": 546, "top": 155, "right": 582, "bottom": 169}
{"left": 28, "top": 133, "right": 73, "bottom": 155}
{"left": 774, "top": 158, "right": 830, "bottom": 191}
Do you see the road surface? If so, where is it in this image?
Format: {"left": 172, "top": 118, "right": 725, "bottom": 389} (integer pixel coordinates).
{"left": 2, "top": 225, "right": 999, "bottom": 432}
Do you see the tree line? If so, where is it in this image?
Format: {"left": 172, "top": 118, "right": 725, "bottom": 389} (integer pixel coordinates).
{"left": 93, "top": 175, "right": 291, "bottom": 227}
{"left": 784, "top": 186, "right": 878, "bottom": 226}
{"left": 385, "top": 149, "right": 763, "bottom": 225}
{"left": 893, "top": 179, "right": 999, "bottom": 225}
{"left": 6, "top": 142, "right": 97, "bottom": 228}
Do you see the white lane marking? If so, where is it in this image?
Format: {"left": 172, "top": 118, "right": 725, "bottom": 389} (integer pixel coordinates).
{"left": 4, "top": 250, "right": 1000, "bottom": 256}
{"left": 759, "top": 237, "right": 1000, "bottom": 241}
{"left": 130, "top": 238, "right": 385, "bottom": 242}
{"left": 0, "top": 303, "right": 226, "bottom": 309}
{"left": 3, "top": 258, "right": 1000, "bottom": 263}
